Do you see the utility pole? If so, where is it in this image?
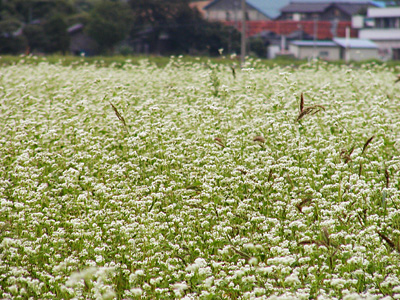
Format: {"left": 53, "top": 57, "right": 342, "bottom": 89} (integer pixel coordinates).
{"left": 240, "top": 0, "right": 246, "bottom": 67}
{"left": 345, "top": 26, "right": 350, "bottom": 63}
{"left": 313, "top": 16, "right": 318, "bottom": 59}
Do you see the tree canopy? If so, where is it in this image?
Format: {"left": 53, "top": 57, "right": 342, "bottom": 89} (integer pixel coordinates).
{"left": 86, "top": 0, "right": 132, "bottom": 53}
{"left": 0, "top": 0, "right": 241, "bottom": 56}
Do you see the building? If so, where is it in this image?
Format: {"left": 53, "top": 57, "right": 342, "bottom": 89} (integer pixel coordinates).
{"left": 252, "top": 29, "right": 314, "bottom": 58}
{"left": 279, "top": 1, "right": 375, "bottom": 21}
{"left": 289, "top": 40, "right": 340, "bottom": 59}
{"left": 225, "top": 20, "right": 358, "bottom": 39}
{"left": 358, "top": 6, "right": 400, "bottom": 60}
{"left": 288, "top": 37, "right": 378, "bottom": 60}
{"left": 333, "top": 37, "right": 379, "bottom": 60}
{"left": 203, "top": 0, "right": 291, "bottom": 21}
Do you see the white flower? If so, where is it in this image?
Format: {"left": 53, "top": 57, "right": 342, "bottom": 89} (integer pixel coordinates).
{"left": 172, "top": 282, "right": 189, "bottom": 297}
{"left": 135, "top": 269, "right": 144, "bottom": 276}
{"left": 249, "top": 257, "right": 258, "bottom": 266}
{"left": 284, "top": 273, "right": 300, "bottom": 286}
{"left": 186, "top": 258, "right": 207, "bottom": 272}
{"left": 130, "top": 287, "right": 143, "bottom": 296}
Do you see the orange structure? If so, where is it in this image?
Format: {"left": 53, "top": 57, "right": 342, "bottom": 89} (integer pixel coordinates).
{"left": 224, "top": 20, "right": 358, "bottom": 39}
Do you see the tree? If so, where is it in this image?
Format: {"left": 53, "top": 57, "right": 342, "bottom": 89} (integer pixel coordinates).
{"left": 249, "top": 38, "right": 266, "bottom": 58}
{"left": 168, "top": 14, "right": 241, "bottom": 56}
{"left": 1, "top": 0, "right": 74, "bottom": 23}
{"left": 86, "top": 0, "right": 133, "bottom": 53}
{"left": 128, "top": 0, "right": 240, "bottom": 55}
{"left": 129, "top": 0, "right": 189, "bottom": 28}
{"left": 162, "top": 4, "right": 204, "bottom": 54}
{"left": 23, "top": 23, "right": 48, "bottom": 52}
{"left": 199, "top": 22, "right": 241, "bottom": 56}
{"left": 44, "top": 14, "right": 70, "bottom": 53}
{"left": 0, "top": 17, "right": 27, "bottom": 54}
{"left": 128, "top": 0, "right": 191, "bottom": 54}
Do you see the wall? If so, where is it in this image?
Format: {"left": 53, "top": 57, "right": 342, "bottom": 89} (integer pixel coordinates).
{"left": 360, "top": 28, "right": 400, "bottom": 40}
{"left": 289, "top": 44, "right": 340, "bottom": 60}
{"left": 347, "top": 48, "right": 379, "bottom": 61}
{"left": 321, "top": 6, "right": 351, "bottom": 21}
{"left": 267, "top": 44, "right": 280, "bottom": 59}
{"left": 207, "top": 8, "right": 269, "bottom": 21}
{"left": 224, "top": 20, "right": 358, "bottom": 39}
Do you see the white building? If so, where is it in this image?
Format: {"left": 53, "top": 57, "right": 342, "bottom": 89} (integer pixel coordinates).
{"left": 333, "top": 37, "right": 379, "bottom": 61}
{"left": 289, "top": 40, "right": 340, "bottom": 60}
{"left": 359, "top": 7, "right": 400, "bottom": 60}
{"left": 289, "top": 38, "right": 378, "bottom": 61}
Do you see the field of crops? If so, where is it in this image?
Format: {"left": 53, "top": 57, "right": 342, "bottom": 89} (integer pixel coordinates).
{"left": 1, "top": 58, "right": 400, "bottom": 299}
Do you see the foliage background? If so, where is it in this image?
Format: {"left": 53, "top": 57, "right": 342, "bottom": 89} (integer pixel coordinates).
{"left": 0, "top": 0, "right": 244, "bottom": 56}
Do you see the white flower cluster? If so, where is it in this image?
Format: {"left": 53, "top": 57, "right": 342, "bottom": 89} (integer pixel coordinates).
{"left": 0, "top": 57, "right": 399, "bottom": 299}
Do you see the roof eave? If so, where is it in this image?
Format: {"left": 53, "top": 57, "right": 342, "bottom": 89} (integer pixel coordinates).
{"left": 204, "top": 0, "right": 272, "bottom": 19}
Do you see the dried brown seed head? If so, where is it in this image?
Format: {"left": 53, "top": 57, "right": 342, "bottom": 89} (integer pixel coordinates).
{"left": 253, "top": 136, "right": 265, "bottom": 143}
{"left": 362, "top": 135, "right": 375, "bottom": 154}
{"left": 108, "top": 100, "right": 128, "bottom": 133}
{"left": 322, "top": 227, "right": 331, "bottom": 246}
{"left": 385, "top": 168, "right": 390, "bottom": 188}
{"left": 295, "top": 198, "right": 312, "bottom": 213}
{"left": 296, "top": 105, "right": 325, "bottom": 122}
{"left": 214, "top": 137, "right": 225, "bottom": 147}
{"left": 300, "top": 93, "right": 304, "bottom": 113}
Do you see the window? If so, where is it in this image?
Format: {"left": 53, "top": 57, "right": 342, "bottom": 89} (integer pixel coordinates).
{"left": 319, "top": 51, "right": 329, "bottom": 57}
{"left": 226, "top": 11, "right": 231, "bottom": 21}
{"left": 383, "top": 17, "right": 396, "bottom": 28}
{"left": 293, "top": 13, "right": 301, "bottom": 21}
{"left": 375, "top": 18, "right": 383, "bottom": 28}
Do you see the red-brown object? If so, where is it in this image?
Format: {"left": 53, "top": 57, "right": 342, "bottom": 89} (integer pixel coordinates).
{"left": 225, "top": 20, "right": 358, "bottom": 39}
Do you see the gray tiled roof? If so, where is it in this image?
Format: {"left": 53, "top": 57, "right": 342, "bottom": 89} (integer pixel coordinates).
{"left": 281, "top": 3, "right": 331, "bottom": 13}
{"left": 333, "top": 37, "right": 378, "bottom": 48}
{"left": 334, "top": 3, "right": 370, "bottom": 15}
{"left": 281, "top": 1, "right": 372, "bottom": 14}
{"left": 291, "top": 38, "right": 378, "bottom": 48}
{"left": 204, "top": 0, "right": 291, "bottom": 19}
{"left": 290, "top": 40, "right": 338, "bottom": 46}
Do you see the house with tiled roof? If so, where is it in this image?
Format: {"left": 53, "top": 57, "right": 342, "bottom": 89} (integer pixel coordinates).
{"left": 279, "top": 1, "right": 376, "bottom": 21}
{"left": 203, "top": 0, "right": 291, "bottom": 21}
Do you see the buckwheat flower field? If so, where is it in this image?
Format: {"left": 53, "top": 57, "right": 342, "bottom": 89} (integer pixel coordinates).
{"left": 1, "top": 58, "right": 400, "bottom": 300}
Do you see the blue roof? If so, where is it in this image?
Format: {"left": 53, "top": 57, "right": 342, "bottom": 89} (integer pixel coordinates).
{"left": 370, "top": 0, "right": 392, "bottom": 7}
{"left": 333, "top": 38, "right": 378, "bottom": 48}
{"left": 290, "top": 40, "right": 338, "bottom": 47}
{"left": 290, "top": 0, "right": 373, "bottom": 2}
{"left": 291, "top": 38, "right": 378, "bottom": 49}
{"left": 247, "top": 0, "right": 291, "bottom": 19}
